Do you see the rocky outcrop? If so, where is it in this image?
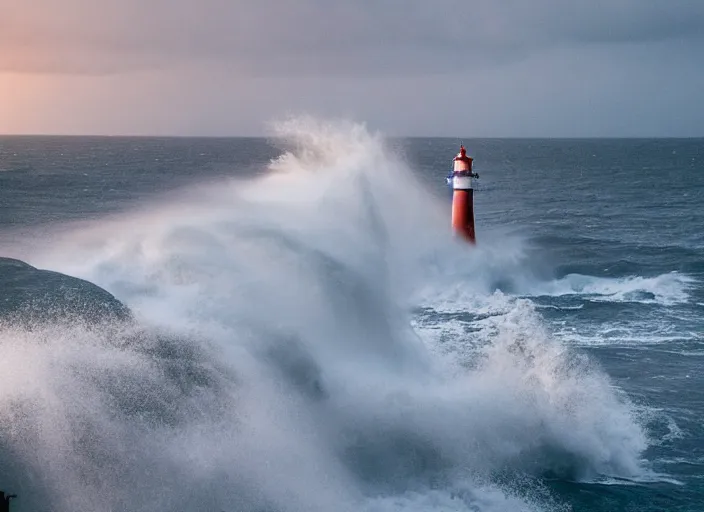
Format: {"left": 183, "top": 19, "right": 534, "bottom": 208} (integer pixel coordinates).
{"left": 0, "top": 257, "right": 131, "bottom": 325}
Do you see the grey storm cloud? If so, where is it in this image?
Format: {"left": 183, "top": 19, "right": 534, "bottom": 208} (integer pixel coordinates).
{"left": 3, "top": 0, "right": 704, "bottom": 75}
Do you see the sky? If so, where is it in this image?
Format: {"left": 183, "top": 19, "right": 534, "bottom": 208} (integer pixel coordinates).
{"left": 1, "top": 0, "right": 703, "bottom": 137}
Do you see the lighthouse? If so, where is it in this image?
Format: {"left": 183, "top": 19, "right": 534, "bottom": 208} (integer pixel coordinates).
{"left": 448, "top": 145, "right": 478, "bottom": 243}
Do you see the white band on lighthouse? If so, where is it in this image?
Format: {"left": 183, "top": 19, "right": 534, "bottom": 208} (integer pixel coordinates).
{"left": 452, "top": 176, "right": 473, "bottom": 190}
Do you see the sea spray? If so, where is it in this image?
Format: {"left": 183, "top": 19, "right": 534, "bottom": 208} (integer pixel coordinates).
{"left": 0, "top": 118, "right": 649, "bottom": 512}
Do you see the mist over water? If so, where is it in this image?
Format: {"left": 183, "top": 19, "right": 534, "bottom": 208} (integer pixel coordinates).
{"left": 0, "top": 119, "right": 657, "bottom": 511}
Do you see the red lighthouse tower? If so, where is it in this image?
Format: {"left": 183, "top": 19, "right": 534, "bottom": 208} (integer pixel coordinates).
{"left": 449, "top": 145, "right": 478, "bottom": 243}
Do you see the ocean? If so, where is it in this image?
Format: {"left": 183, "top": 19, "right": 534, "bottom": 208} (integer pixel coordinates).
{"left": 0, "top": 119, "right": 702, "bottom": 512}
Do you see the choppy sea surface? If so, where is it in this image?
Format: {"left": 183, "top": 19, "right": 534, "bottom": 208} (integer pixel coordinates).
{"left": 0, "top": 120, "right": 702, "bottom": 512}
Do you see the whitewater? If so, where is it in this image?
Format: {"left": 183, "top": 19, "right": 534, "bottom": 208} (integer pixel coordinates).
{"left": 1, "top": 119, "right": 696, "bottom": 512}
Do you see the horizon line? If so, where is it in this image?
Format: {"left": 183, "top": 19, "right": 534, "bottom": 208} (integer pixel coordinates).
{"left": 1, "top": 133, "right": 703, "bottom": 140}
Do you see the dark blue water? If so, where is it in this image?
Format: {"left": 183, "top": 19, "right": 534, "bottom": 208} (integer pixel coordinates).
{"left": 0, "top": 127, "right": 702, "bottom": 512}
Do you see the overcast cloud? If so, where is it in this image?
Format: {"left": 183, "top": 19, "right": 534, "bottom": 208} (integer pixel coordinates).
{"left": 1, "top": 0, "right": 703, "bottom": 135}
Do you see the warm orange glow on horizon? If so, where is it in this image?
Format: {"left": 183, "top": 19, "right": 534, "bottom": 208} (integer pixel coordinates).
{"left": 0, "top": 72, "right": 119, "bottom": 135}
{"left": 0, "top": 73, "right": 53, "bottom": 134}
{"left": 0, "top": 68, "right": 217, "bottom": 136}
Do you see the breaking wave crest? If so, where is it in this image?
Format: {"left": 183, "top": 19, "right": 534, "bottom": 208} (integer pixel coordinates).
{"left": 0, "top": 118, "right": 649, "bottom": 512}
{"left": 527, "top": 272, "right": 695, "bottom": 306}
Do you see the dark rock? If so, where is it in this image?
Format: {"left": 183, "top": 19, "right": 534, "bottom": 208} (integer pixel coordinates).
{"left": 0, "top": 257, "right": 131, "bottom": 325}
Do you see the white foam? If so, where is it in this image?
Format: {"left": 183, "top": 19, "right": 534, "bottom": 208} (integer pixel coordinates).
{"left": 363, "top": 485, "right": 562, "bottom": 512}
{"left": 526, "top": 272, "right": 695, "bottom": 306}
{"left": 0, "top": 118, "right": 649, "bottom": 512}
